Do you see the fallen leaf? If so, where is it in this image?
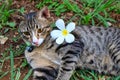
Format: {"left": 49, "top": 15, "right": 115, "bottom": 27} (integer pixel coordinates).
{"left": 0, "top": 36, "right": 8, "bottom": 44}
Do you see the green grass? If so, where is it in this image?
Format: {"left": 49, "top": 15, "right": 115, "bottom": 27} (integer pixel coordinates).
{"left": 71, "top": 69, "right": 120, "bottom": 80}
{"left": 0, "top": 0, "right": 16, "bottom": 29}
{"left": 109, "top": 0, "right": 120, "bottom": 14}
{"left": 0, "top": 44, "right": 32, "bottom": 80}
{"left": 0, "top": 1, "right": 27, "bottom": 79}
{"left": 0, "top": 0, "right": 120, "bottom": 80}
{"left": 0, "top": 0, "right": 25, "bottom": 29}
{"left": 36, "top": 0, "right": 118, "bottom": 27}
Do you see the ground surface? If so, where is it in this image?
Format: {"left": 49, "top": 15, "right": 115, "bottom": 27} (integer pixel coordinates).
{"left": 0, "top": 0, "right": 120, "bottom": 80}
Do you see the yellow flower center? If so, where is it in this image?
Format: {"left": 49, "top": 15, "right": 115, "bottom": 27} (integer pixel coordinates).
{"left": 62, "top": 29, "right": 68, "bottom": 36}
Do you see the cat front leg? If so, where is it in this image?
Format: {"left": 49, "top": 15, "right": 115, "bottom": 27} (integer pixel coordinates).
{"left": 56, "top": 55, "right": 78, "bottom": 80}
{"left": 56, "top": 41, "right": 84, "bottom": 80}
{"left": 33, "top": 66, "right": 58, "bottom": 80}
{"left": 25, "top": 46, "right": 59, "bottom": 80}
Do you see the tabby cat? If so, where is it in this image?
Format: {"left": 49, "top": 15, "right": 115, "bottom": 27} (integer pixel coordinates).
{"left": 19, "top": 7, "right": 120, "bottom": 80}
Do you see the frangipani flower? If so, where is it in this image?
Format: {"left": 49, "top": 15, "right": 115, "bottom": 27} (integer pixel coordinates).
{"left": 50, "top": 19, "right": 75, "bottom": 44}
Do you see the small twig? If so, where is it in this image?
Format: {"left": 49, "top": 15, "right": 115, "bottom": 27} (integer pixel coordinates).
{"left": 14, "top": 56, "right": 25, "bottom": 60}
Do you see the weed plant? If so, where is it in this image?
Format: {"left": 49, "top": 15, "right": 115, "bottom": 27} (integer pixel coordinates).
{"left": 0, "top": 0, "right": 16, "bottom": 29}
{"left": 36, "top": 0, "right": 118, "bottom": 27}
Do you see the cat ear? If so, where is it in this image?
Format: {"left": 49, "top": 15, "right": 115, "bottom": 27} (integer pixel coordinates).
{"left": 38, "top": 7, "right": 50, "bottom": 19}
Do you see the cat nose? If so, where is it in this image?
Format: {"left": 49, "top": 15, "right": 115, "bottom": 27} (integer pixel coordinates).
{"left": 33, "top": 41, "right": 39, "bottom": 45}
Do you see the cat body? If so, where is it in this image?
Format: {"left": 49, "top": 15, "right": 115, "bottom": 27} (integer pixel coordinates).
{"left": 25, "top": 26, "right": 120, "bottom": 80}
{"left": 19, "top": 7, "right": 120, "bottom": 80}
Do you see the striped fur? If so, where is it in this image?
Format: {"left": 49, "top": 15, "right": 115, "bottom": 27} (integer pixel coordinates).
{"left": 19, "top": 7, "right": 120, "bottom": 80}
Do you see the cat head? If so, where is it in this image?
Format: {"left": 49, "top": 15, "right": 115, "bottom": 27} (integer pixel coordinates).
{"left": 19, "top": 7, "right": 52, "bottom": 46}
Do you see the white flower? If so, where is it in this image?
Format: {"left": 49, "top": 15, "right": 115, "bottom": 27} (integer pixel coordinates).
{"left": 50, "top": 19, "right": 75, "bottom": 44}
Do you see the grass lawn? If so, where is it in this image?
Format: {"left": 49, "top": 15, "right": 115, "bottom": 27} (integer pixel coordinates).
{"left": 0, "top": 0, "right": 120, "bottom": 80}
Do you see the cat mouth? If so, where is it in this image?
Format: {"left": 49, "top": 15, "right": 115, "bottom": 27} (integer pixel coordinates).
{"left": 32, "top": 42, "right": 40, "bottom": 46}
{"left": 32, "top": 38, "right": 44, "bottom": 46}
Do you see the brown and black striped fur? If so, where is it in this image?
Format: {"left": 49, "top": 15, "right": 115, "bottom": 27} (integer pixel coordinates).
{"left": 19, "top": 7, "right": 120, "bottom": 80}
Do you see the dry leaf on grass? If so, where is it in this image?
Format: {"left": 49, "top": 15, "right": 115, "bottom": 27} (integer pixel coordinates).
{"left": 0, "top": 35, "right": 8, "bottom": 44}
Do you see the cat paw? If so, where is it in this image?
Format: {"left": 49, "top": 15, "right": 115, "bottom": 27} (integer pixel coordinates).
{"left": 33, "top": 67, "right": 58, "bottom": 80}
{"left": 26, "top": 46, "right": 35, "bottom": 52}
{"left": 33, "top": 75, "right": 55, "bottom": 80}
{"left": 33, "top": 76, "right": 47, "bottom": 80}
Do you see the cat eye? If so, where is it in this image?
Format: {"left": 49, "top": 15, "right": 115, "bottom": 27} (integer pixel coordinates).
{"left": 38, "top": 29, "right": 42, "bottom": 33}
{"left": 24, "top": 32, "right": 30, "bottom": 35}
{"left": 36, "top": 24, "right": 39, "bottom": 29}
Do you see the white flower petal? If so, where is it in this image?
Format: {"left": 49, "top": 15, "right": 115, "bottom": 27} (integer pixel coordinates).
{"left": 50, "top": 30, "right": 62, "bottom": 39}
{"left": 55, "top": 19, "right": 65, "bottom": 30}
{"left": 65, "top": 34, "right": 75, "bottom": 43}
{"left": 56, "top": 36, "right": 64, "bottom": 44}
{"left": 66, "top": 22, "right": 75, "bottom": 32}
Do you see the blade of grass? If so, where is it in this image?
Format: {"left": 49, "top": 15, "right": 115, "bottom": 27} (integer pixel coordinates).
{"left": 91, "top": 0, "right": 104, "bottom": 17}
{"left": 96, "top": 14, "right": 108, "bottom": 27}
{"left": 10, "top": 47, "right": 14, "bottom": 80}
{"left": 15, "top": 68, "right": 21, "bottom": 80}
{"left": 112, "top": 76, "right": 120, "bottom": 80}
{"left": 87, "top": 70, "right": 98, "bottom": 80}
{"left": 63, "top": 0, "right": 82, "bottom": 13}
{"left": 92, "top": 18, "right": 95, "bottom": 26}
{"left": 23, "top": 69, "right": 32, "bottom": 80}
{"left": 0, "top": 71, "right": 9, "bottom": 79}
